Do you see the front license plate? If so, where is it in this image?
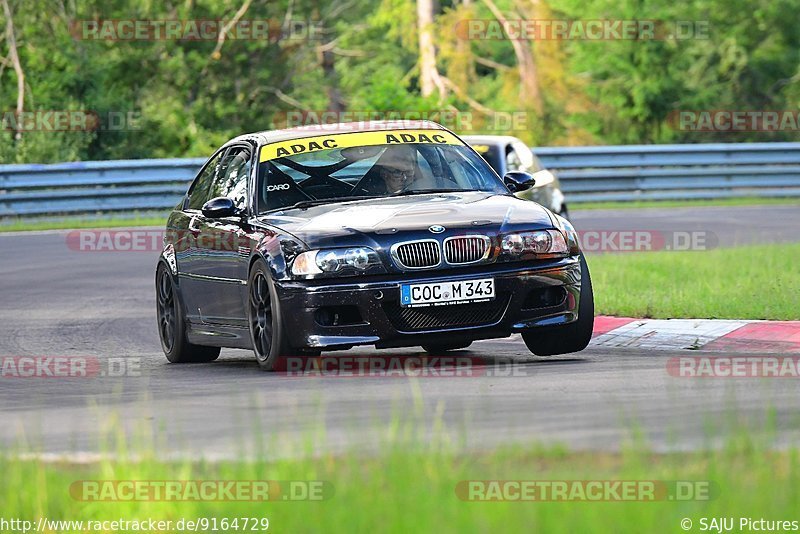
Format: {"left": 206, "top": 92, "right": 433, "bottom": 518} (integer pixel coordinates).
{"left": 400, "top": 278, "right": 495, "bottom": 307}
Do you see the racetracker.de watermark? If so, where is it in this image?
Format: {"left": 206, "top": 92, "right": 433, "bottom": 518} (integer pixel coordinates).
{"left": 669, "top": 110, "right": 800, "bottom": 132}
{"left": 69, "top": 480, "right": 333, "bottom": 501}
{"left": 455, "top": 19, "right": 710, "bottom": 40}
{"left": 667, "top": 356, "right": 800, "bottom": 378}
{"left": 1, "top": 110, "right": 141, "bottom": 132}
{"left": 455, "top": 480, "right": 716, "bottom": 501}
{"left": 65, "top": 229, "right": 717, "bottom": 253}
{"left": 0, "top": 356, "right": 140, "bottom": 378}
{"left": 275, "top": 355, "right": 532, "bottom": 378}
{"left": 577, "top": 230, "right": 716, "bottom": 253}
{"left": 70, "top": 19, "right": 322, "bottom": 42}
{"left": 65, "top": 229, "right": 253, "bottom": 254}
{"left": 0, "top": 517, "right": 270, "bottom": 533}
{"left": 272, "top": 110, "right": 530, "bottom": 133}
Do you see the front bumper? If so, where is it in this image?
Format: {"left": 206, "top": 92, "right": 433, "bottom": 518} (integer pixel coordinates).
{"left": 276, "top": 257, "right": 582, "bottom": 350}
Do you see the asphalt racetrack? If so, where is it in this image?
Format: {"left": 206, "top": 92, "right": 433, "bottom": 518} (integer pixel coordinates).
{"left": 1, "top": 205, "right": 799, "bottom": 458}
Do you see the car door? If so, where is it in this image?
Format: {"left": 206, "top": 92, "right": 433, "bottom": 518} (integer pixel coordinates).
{"left": 175, "top": 149, "right": 225, "bottom": 324}
{"left": 188, "top": 144, "right": 254, "bottom": 327}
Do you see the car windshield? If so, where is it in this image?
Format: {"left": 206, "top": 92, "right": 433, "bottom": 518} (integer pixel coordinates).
{"left": 256, "top": 131, "right": 507, "bottom": 213}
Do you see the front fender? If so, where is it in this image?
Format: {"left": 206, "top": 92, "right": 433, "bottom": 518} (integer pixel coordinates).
{"left": 160, "top": 243, "right": 178, "bottom": 276}
{"left": 251, "top": 232, "right": 305, "bottom": 281}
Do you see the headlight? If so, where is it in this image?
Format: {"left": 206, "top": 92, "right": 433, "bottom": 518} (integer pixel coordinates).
{"left": 554, "top": 215, "right": 581, "bottom": 255}
{"left": 500, "top": 230, "right": 569, "bottom": 258}
{"left": 291, "top": 247, "right": 382, "bottom": 276}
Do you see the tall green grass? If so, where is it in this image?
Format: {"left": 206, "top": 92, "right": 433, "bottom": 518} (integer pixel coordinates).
{"left": 1, "top": 418, "right": 797, "bottom": 533}
{"left": 589, "top": 243, "right": 800, "bottom": 320}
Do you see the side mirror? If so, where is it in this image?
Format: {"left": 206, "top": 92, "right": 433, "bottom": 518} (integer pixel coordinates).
{"left": 201, "top": 197, "right": 239, "bottom": 218}
{"left": 530, "top": 170, "right": 555, "bottom": 188}
{"left": 503, "top": 171, "right": 536, "bottom": 193}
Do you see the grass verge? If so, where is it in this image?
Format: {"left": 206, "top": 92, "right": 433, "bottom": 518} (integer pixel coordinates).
{"left": 573, "top": 197, "right": 800, "bottom": 211}
{"left": 0, "top": 215, "right": 167, "bottom": 232}
{"left": 1, "top": 437, "right": 797, "bottom": 533}
{"left": 589, "top": 243, "right": 800, "bottom": 320}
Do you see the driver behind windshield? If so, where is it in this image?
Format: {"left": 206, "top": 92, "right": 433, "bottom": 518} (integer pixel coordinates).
{"left": 373, "top": 145, "right": 419, "bottom": 194}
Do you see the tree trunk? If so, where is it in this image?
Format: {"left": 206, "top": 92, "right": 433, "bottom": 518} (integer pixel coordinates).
{"left": 320, "top": 40, "right": 345, "bottom": 114}
{"left": 482, "top": 0, "right": 542, "bottom": 113}
{"left": 2, "top": 0, "right": 25, "bottom": 140}
{"left": 417, "top": 0, "right": 446, "bottom": 100}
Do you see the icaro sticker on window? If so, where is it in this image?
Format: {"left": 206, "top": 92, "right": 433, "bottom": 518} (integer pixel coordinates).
{"left": 259, "top": 130, "right": 463, "bottom": 162}
{"left": 266, "top": 183, "right": 291, "bottom": 192}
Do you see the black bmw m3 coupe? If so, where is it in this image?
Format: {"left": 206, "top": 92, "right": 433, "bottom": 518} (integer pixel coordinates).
{"left": 156, "top": 121, "right": 593, "bottom": 370}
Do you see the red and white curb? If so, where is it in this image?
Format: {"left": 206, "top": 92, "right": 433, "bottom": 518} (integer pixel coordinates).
{"left": 592, "top": 316, "right": 800, "bottom": 353}
{"left": 490, "top": 317, "right": 800, "bottom": 353}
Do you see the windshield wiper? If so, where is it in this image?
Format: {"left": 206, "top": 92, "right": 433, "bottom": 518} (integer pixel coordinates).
{"left": 285, "top": 196, "right": 374, "bottom": 210}
{"left": 388, "top": 188, "right": 469, "bottom": 197}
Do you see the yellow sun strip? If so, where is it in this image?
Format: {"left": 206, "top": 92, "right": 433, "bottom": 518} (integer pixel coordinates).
{"left": 259, "top": 129, "right": 463, "bottom": 162}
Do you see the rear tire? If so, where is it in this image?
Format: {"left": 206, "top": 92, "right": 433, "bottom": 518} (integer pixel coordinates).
{"left": 248, "top": 258, "right": 292, "bottom": 371}
{"left": 522, "top": 255, "right": 594, "bottom": 356}
{"left": 421, "top": 341, "right": 473, "bottom": 354}
{"left": 156, "top": 263, "right": 220, "bottom": 363}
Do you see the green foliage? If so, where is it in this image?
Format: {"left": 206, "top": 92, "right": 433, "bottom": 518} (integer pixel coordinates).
{"left": 557, "top": 0, "right": 800, "bottom": 144}
{"left": 1, "top": 0, "right": 799, "bottom": 163}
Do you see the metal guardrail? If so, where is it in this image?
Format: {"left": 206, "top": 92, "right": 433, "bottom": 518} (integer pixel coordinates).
{"left": 536, "top": 142, "right": 800, "bottom": 203}
{"left": 1, "top": 143, "right": 799, "bottom": 217}
{"left": 0, "top": 158, "right": 205, "bottom": 217}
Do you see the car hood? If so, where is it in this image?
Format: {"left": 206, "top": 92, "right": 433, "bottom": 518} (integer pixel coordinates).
{"left": 255, "top": 192, "right": 555, "bottom": 249}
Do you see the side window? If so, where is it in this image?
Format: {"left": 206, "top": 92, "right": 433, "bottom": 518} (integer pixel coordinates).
{"left": 506, "top": 147, "right": 523, "bottom": 172}
{"left": 187, "top": 152, "right": 223, "bottom": 210}
{"left": 208, "top": 146, "right": 252, "bottom": 211}
{"left": 512, "top": 142, "right": 537, "bottom": 172}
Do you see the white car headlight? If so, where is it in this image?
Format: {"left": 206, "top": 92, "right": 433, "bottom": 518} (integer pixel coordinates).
{"left": 291, "top": 247, "right": 381, "bottom": 276}
{"left": 500, "top": 230, "right": 569, "bottom": 258}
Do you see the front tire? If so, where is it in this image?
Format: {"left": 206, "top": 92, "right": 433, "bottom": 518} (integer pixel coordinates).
{"left": 156, "top": 263, "right": 220, "bottom": 363}
{"left": 248, "top": 258, "right": 292, "bottom": 371}
{"left": 522, "top": 255, "right": 594, "bottom": 356}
